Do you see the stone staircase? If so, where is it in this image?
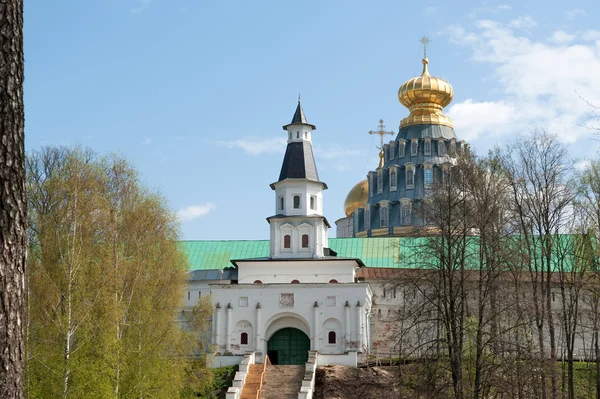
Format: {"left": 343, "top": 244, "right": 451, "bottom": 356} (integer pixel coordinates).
{"left": 261, "top": 365, "right": 304, "bottom": 399}
{"left": 240, "top": 364, "right": 263, "bottom": 399}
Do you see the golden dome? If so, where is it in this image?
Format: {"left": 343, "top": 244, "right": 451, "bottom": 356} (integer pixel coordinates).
{"left": 344, "top": 179, "right": 368, "bottom": 217}
{"left": 398, "top": 58, "right": 454, "bottom": 128}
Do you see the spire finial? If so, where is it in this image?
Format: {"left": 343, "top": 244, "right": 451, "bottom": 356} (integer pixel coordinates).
{"left": 298, "top": 93, "right": 301, "bottom": 103}
{"left": 420, "top": 36, "right": 430, "bottom": 59}
{"left": 420, "top": 36, "right": 430, "bottom": 76}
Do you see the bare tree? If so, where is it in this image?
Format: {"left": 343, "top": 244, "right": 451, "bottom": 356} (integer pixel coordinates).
{"left": 500, "top": 130, "right": 575, "bottom": 399}
{"left": 0, "top": 0, "right": 26, "bottom": 398}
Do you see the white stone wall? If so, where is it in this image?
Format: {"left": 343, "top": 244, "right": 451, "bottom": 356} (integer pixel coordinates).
{"left": 236, "top": 259, "right": 358, "bottom": 284}
{"left": 210, "top": 283, "right": 372, "bottom": 360}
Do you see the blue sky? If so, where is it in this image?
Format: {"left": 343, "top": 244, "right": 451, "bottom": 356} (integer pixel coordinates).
{"left": 25, "top": 0, "right": 600, "bottom": 240}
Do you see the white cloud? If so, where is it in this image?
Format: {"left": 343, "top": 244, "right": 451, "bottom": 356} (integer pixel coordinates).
{"left": 497, "top": 4, "right": 512, "bottom": 10}
{"left": 507, "top": 15, "right": 537, "bottom": 29}
{"left": 130, "top": 0, "right": 151, "bottom": 14}
{"left": 217, "top": 137, "right": 287, "bottom": 156}
{"left": 549, "top": 30, "right": 576, "bottom": 45}
{"left": 575, "top": 159, "right": 592, "bottom": 171}
{"left": 582, "top": 30, "right": 600, "bottom": 41}
{"left": 143, "top": 137, "right": 152, "bottom": 145}
{"left": 446, "top": 17, "right": 600, "bottom": 143}
{"left": 176, "top": 203, "right": 216, "bottom": 222}
{"left": 565, "top": 9, "right": 587, "bottom": 20}
{"left": 314, "top": 144, "right": 361, "bottom": 160}
{"left": 447, "top": 100, "right": 516, "bottom": 141}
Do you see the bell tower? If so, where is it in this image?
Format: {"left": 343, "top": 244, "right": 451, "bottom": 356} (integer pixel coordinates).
{"left": 268, "top": 99, "right": 329, "bottom": 259}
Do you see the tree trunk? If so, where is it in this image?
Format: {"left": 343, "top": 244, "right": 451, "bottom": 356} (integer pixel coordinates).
{"left": 0, "top": 0, "right": 26, "bottom": 398}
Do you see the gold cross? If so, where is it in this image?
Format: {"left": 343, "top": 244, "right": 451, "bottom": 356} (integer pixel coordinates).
{"left": 420, "top": 36, "right": 430, "bottom": 58}
{"left": 368, "top": 119, "right": 394, "bottom": 150}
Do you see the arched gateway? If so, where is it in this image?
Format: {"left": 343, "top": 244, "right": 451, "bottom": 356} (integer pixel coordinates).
{"left": 267, "top": 328, "right": 310, "bottom": 365}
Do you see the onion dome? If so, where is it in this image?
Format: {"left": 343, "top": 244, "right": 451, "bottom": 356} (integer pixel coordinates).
{"left": 398, "top": 58, "right": 454, "bottom": 128}
{"left": 344, "top": 179, "right": 368, "bottom": 217}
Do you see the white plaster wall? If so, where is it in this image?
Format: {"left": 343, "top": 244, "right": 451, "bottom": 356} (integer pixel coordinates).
{"left": 236, "top": 259, "right": 358, "bottom": 284}
{"left": 273, "top": 180, "right": 324, "bottom": 217}
{"left": 183, "top": 280, "right": 212, "bottom": 308}
{"left": 316, "top": 352, "right": 357, "bottom": 367}
{"left": 211, "top": 283, "right": 371, "bottom": 358}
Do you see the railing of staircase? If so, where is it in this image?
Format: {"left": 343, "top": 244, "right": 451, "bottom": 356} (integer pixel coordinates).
{"left": 256, "top": 355, "right": 270, "bottom": 399}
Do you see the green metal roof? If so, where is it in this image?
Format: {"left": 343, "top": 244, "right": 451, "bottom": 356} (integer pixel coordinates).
{"left": 178, "top": 235, "right": 597, "bottom": 272}
{"left": 178, "top": 237, "right": 422, "bottom": 271}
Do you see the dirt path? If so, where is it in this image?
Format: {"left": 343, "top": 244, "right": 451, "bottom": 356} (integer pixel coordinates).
{"left": 313, "top": 365, "right": 405, "bottom": 399}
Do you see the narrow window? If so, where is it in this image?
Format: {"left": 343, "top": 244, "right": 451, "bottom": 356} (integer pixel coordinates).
{"left": 399, "top": 142, "right": 405, "bottom": 158}
{"left": 241, "top": 332, "right": 248, "bottom": 345}
{"left": 198, "top": 291, "right": 201, "bottom": 298}
{"left": 279, "top": 196, "right": 284, "bottom": 211}
{"left": 328, "top": 331, "right": 336, "bottom": 344}
{"left": 305, "top": 132, "right": 308, "bottom": 139}
{"left": 411, "top": 140, "right": 418, "bottom": 156}
{"left": 369, "top": 174, "right": 373, "bottom": 198}
{"left": 289, "top": 132, "right": 292, "bottom": 140}
{"left": 329, "top": 279, "right": 338, "bottom": 284}
{"left": 377, "top": 309, "right": 382, "bottom": 318}
{"left": 425, "top": 167, "right": 433, "bottom": 186}
{"left": 364, "top": 207, "right": 371, "bottom": 228}
{"left": 302, "top": 234, "right": 309, "bottom": 248}
{"left": 296, "top": 131, "right": 299, "bottom": 139}
{"left": 401, "top": 202, "right": 411, "bottom": 225}
{"left": 284, "top": 234, "right": 291, "bottom": 248}
{"left": 310, "top": 196, "right": 316, "bottom": 210}
{"left": 377, "top": 170, "right": 383, "bottom": 194}
{"left": 293, "top": 195, "right": 300, "bottom": 209}
{"left": 406, "top": 167, "right": 415, "bottom": 189}
{"left": 291, "top": 279, "right": 300, "bottom": 284}
{"left": 449, "top": 140, "right": 456, "bottom": 156}
{"left": 187, "top": 292, "right": 190, "bottom": 300}
{"left": 390, "top": 143, "right": 395, "bottom": 159}
{"left": 424, "top": 140, "right": 432, "bottom": 156}
{"left": 390, "top": 169, "right": 397, "bottom": 191}
{"left": 438, "top": 140, "right": 446, "bottom": 156}
{"left": 380, "top": 206, "right": 388, "bottom": 227}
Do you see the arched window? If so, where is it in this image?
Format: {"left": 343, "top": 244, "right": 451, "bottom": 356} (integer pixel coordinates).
{"left": 389, "top": 143, "right": 395, "bottom": 159}
{"left": 364, "top": 206, "right": 371, "bottom": 228}
{"left": 301, "top": 234, "right": 309, "bottom": 248}
{"left": 399, "top": 141, "right": 405, "bottom": 158}
{"left": 293, "top": 195, "right": 300, "bottom": 209}
{"left": 329, "top": 279, "right": 338, "bottom": 284}
{"left": 438, "top": 140, "right": 446, "bottom": 156}
{"left": 377, "top": 170, "right": 383, "bottom": 194}
{"left": 284, "top": 234, "right": 291, "bottom": 248}
{"left": 424, "top": 139, "right": 432, "bottom": 156}
{"left": 411, "top": 140, "right": 418, "bottom": 156}
{"left": 253, "top": 280, "right": 262, "bottom": 284}
{"left": 279, "top": 196, "right": 284, "bottom": 211}
{"left": 328, "top": 331, "right": 336, "bottom": 344}
{"left": 406, "top": 166, "right": 415, "bottom": 189}
{"left": 424, "top": 166, "right": 433, "bottom": 186}
{"left": 380, "top": 205, "right": 388, "bottom": 227}
{"left": 401, "top": 201, "right": 412, "bottom": 225}
{"left": 241, "top": 332, "right": 248, "bottom": 345}
{"left": 390, "top": 169, "right": 397, "bottom": 191}
{"left": 310, "top": 196, "right": 316, "bottom": 210}
{"left": 291, "top": 279, "right": 300, "bottom": 284}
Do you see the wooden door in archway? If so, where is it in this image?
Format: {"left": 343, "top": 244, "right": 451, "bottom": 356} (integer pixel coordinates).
{"left": 267, "top": 328, "right": 310, "bottom": 365}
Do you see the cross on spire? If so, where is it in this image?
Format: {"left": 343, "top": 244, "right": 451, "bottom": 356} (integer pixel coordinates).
{"left": 368, "top": 119, "right": 394, "bottom": 151}
{"left": 420, "top": 36, "right": 430, "bottom": 58}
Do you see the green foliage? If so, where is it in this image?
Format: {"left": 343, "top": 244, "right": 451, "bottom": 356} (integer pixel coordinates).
{"left": 25, "top": 147, "right": 205, "bottom": 398}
